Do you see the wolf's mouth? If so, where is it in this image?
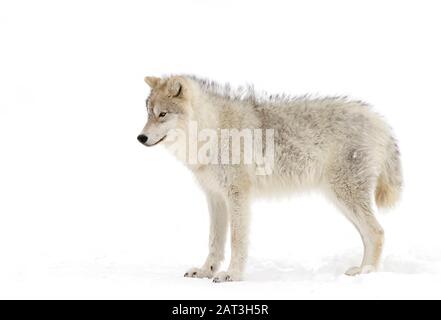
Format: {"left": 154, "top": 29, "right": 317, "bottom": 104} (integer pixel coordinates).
{"left": 146, "top": 135, "right": 167, "bottom": 147}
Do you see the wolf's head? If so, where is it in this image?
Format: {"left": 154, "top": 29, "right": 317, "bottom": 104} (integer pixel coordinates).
{"left": 137, "top": 76, "right": 192, "bottom": 147}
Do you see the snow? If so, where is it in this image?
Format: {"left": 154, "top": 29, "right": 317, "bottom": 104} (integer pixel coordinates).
{"left": 1, "top": 186, "right": 440, "bottom": 299}
{"left": 2, "top": 246, "right": 441, "bottom": 299}
{"left": 1, "top": 0, "right": 441, "bottom": 299}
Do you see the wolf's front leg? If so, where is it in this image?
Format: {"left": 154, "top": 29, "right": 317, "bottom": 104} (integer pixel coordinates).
{"left": 184, "top": 193, "right": 228, "bottom": 279}
{"left": 213, "top": 188, "right": 250, "bottom": 283}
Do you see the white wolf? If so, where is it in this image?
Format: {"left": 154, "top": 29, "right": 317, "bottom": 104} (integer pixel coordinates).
{"left": 137, "top": 75, "right": 402, "bottom": 282}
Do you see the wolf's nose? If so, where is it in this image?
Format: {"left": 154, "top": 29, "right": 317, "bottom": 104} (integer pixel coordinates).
{"left": 137, "top": 134, "right": 148, "bottom": 144}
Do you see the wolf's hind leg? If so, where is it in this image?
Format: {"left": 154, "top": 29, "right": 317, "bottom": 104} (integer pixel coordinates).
{"left": 328, "top": 180, "right": 384, "bottom": 276}
{"left": 184, "top": 193, "right": 228, "bottom": 279}
{"left": 342, "top": 207, "right": 384, "bottom": 276}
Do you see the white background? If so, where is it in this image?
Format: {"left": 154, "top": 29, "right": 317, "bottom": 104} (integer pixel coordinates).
{"left": 1, "top": 0, "right": 440, "bottom": 299}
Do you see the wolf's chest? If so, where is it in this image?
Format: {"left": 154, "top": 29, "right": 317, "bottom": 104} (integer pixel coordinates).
{"left": 193, "top": 165, "right": 231, "bottom": 195}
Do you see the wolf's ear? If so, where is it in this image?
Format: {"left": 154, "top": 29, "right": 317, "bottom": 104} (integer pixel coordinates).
{"left": 144, "top": 76, "right": 161, "bottom": 88}
{"left": 167, "top": 78, "right": 183, "bottom": 98}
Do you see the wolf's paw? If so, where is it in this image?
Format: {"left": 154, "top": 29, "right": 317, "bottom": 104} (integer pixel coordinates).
{"left": 184, "top": 267, "right": 214, "bottom": 279}
{"left": 212, "top": 271, "right": 242, "bottom": 283}
{"left": 345, "top": 265, "right": 376, "bottom": 276}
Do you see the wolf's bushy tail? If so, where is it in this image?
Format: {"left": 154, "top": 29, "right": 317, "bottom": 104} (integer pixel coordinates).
{"left": 375, "top": 139, "right": 403, "bottom": 208}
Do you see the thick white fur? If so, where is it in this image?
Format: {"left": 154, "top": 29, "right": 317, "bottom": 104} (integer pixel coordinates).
{"left": 139, "top": 75, "right": 402, "bottom": 282}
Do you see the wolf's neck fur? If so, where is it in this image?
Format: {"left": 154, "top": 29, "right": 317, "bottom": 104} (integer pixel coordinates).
{"left": 188, "top": 84, "right": 220, "bottom": 130}
{"left": 185, "top": 76, "right": 262, "bottom": 131}
{"left": 186, "top": 75, "right": 258, "bottom": 105}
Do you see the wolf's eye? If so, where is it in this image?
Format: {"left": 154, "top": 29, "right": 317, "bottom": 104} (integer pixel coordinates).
{"left": 159, "top": 112, "right": 167, "bottom": 118}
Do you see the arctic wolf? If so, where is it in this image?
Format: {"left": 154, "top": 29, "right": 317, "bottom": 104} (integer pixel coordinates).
{"left": 137, "top": 75, "right": 402, "bottom": 282}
